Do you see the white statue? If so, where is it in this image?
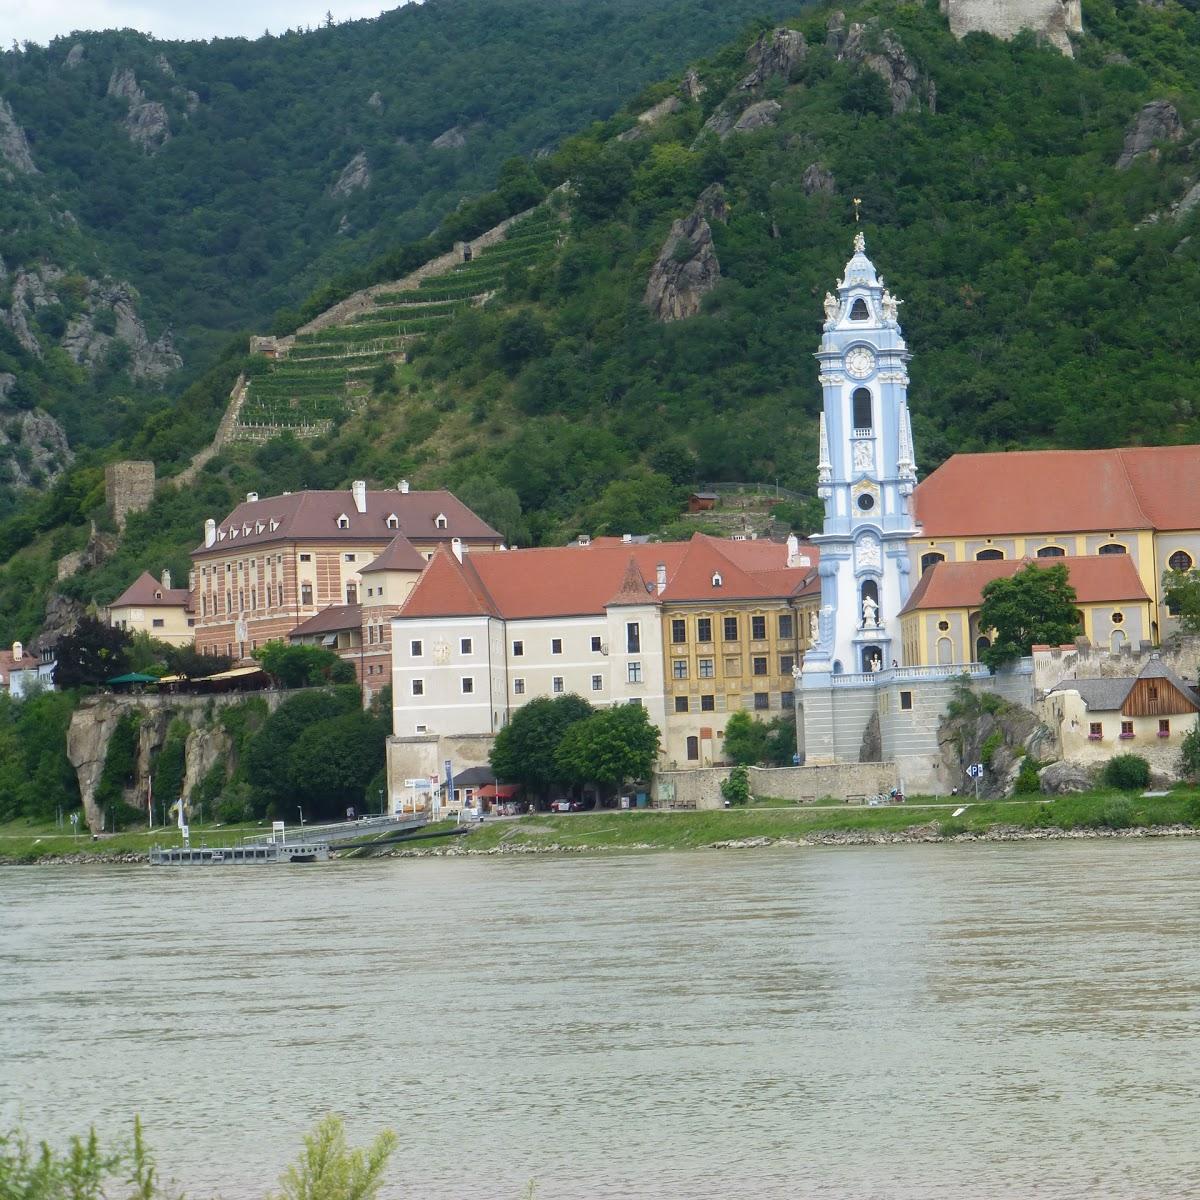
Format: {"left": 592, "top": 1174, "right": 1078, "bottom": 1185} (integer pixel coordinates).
{"left": 853, "top": 231, "right": 866, "bottom": 254}
{"left": 856, "top": 535, "right": 882, "bottom": 572}
{"left": 823, "top": 292, "right": 840, "bottom": 323}
{"left": 853, "top": 441, "right": 875, "bottom": 473}
{"left": 882, "top": 289, "right": 903, "bottom": 323}
{"left": 808, "top": 609, "right": 819, "bottom": 643}
{"left": 861, "top": 593, "right": 879, "bottom": 629}
{"left": 791, "top": 663, "right": 802, "bottom": 680}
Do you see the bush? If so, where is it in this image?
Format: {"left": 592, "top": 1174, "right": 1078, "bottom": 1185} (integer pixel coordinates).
{"left": 720, "top": 765, "right": 750, "bottom": 806}
{"left": 980, "top": 731, "right": 1004, "bottom": 768}
{"left": 1096, "top": 799, "right": 1134, "bottom": 830}
{"left": 938, "top": 818, "right": 968, "bottom": 837}
{"left": 1180, "top": 724, "right": 1200, "bottom": 781}
{"left": 1103, "top": 754, "right": 1150, "bottom": 791}
{"left": 1014, "top": 757, "right": 1041, "bottom": 794}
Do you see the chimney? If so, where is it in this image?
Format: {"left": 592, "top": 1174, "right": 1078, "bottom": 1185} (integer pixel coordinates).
{"left": 161, "top": 568, "right": 172, "bottom": 590}
{"left": 204, "top": 518, "right": 216, "bottom": 548}
{"left": 398, "top": 479, "right": 410, "bottom": 494}
{"left": 451, "top": 537, "right": 463, "bottom": 563}
{"left": 786, "top": 533, "right": 800, "bottom": 567}
{"left": 352, "top": 480, "right": 367, "bottom": 514}
{"left": 13, "top": 641, "right": 23, "bottom": 661}
{"left": 246, "top": 491, "right": 258, "bottom": 503}
{"left": 656, "top": 562, "right": 667, "bottom": 595}
{"left": 622, "top": 533, "right": 632, "bottom": 544}
{"left": 576, "top": 534, "right": 591, "bottom": 547}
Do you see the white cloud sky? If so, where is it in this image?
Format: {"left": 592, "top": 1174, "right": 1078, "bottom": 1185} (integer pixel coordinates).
{"left": 1, "top": 1, "right": 402, "bottom": 46}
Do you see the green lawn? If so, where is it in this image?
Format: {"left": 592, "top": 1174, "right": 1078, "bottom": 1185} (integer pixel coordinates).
{"left": 444, "top": 790, "right": 1200, "bottom": 855}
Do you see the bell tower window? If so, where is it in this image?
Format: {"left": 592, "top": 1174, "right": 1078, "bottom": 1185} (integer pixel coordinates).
{"left": 852, "top": 388, "right": 873, "bottom": 433}
{"left": 921, "top": 552, "right": 945, "bottom": 574}
{"left": 849, "top": 298, "right": 869, "bottom": 320}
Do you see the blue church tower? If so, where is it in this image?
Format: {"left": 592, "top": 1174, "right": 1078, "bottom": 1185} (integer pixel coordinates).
{"left": 802, "top": 232, "right": 918, "bottom": 680}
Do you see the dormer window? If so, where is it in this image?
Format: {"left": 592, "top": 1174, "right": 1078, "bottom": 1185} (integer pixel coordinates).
{"left": 712, "top": 572, "right": 723, "bottom": 588}
{"left": 849, "top": 298, "right": 870, "bottom": 320}
{"left": 435, "top": 513, "right": 448, "bottom": 529}
{"left": 337, "top": 513, "right": 350, "bottom": 529}
{"left": 255, "top": 521, "right": 265, "bottom": 534}
{"left": 242, "top": 524, "right": 251, "bottom": 536}
{"left": 386, "top": 513, "right": 399, "bottom": 529}
{"left": 269, "top": 519, "right": 279, "bottom": 532}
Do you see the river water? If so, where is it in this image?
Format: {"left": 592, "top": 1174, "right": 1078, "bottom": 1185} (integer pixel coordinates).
{"left": 3, "top": 842, "right": 1200, "bottom": 1199}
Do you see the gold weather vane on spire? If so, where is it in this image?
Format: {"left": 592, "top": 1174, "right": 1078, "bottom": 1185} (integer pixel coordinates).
{"left": 853, "top": 197, "right": 862, "bottom": 223}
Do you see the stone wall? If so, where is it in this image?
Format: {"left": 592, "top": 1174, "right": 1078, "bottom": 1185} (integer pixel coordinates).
{"left": 386, "top": 731, "right": 496, "bottom": 812}
{"left": 105, "top": 460, "right": 155, "bottom": 528}
{"left": 653, "top": 760, "right": 901, "bottom": 809}
{"left": 939, "top": 0, "right": 1082, "bottom": 56}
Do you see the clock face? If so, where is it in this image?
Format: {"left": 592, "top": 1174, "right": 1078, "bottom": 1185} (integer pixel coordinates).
{"left": 845, "top": 347, "right": 876, "bottom": 379}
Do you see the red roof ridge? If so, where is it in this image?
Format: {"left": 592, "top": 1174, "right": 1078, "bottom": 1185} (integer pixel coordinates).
{"left": 400, "top": 546, "right": 497, "bottom": 618}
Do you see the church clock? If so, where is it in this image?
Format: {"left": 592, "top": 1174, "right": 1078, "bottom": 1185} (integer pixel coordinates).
{"left": 844, "top": 346, "right": 875, "bottom": 379}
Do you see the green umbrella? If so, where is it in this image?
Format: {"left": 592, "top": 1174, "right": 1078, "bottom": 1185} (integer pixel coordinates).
{"left": 106, "top": 672, "right": 160, "bottom": 684}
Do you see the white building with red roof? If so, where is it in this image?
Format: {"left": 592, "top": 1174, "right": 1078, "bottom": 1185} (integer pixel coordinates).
{"left": 386, "top": 533, "right": 819, "bottom": 808}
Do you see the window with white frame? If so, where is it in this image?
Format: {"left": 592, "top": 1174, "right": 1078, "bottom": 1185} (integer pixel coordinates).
{"left": 512, "top": 640, "right": 524, "bottom": 657}
{"left": 412, "top": 679, "right": 424, "bottom": 696}
{"left": 553, "top": 676, "right": 564, "bottom": 693}
{"left": 514, "top": 678, "right": 525, "bottom": 695}
{"left": 411, "top": 639, "right": 423, "bottom": 656}
{"left": 460, "top": 637, "right": 473, "bottom": 655}
{"left": 551, "top": 638, "right": 563, "bottom": 654}
{"left": 627, "top": 662, "right": 642, "bottom": 683}
{"left": 461, "top": 677, "right": 475, "bottom": 694}
{"left": 591, "top": 675, "right": 602, "bottom": 691}
{"left": 672, "top": 660, "right": 688, "bottom": 679}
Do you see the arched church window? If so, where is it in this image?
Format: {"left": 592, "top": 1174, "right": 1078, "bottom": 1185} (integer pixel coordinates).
{"left": 849, "top": 298, "right": 869, "bottom": 320}
{"left": 852, "top": 388, "right": 873, "bottom": 432}
{"left": 976, "top": 548, "right": 1004, "bottom": 561}
{"left": 975, "top": 636, "right": 991, "bottom": 660}
{"left": 1169, "top": 550, "right": 1193, "bottom": 572}
{"left": 921, "top": 552, "right": 945, "bottom": 574}
{"left": 1037, "top": 546, "right": 1065, "bottom": 558}
{"left": 1098, "top": 543, "right": 1127, "bottom": 555}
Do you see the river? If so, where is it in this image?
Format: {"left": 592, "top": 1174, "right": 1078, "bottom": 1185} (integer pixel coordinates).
{"left": 2, "top": 842, "right": 1199, "bottom": 1199}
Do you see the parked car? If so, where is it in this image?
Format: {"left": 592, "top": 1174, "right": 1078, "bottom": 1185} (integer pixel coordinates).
{"left": 549, "top": 799, "right": 581, "bottom": 813}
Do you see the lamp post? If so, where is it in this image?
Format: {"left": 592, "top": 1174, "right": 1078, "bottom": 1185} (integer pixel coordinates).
{"left": 378, "top": 787, "right": 384, "bottom": 818}
{"left": 297, "top": 806, "right": 305, "bottom": 828}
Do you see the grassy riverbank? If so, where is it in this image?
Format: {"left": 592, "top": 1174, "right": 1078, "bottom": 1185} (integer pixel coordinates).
{"left": 425, "top": 789, "right": 1200, "bottom": 855}
{"left": 0, "top": 818, "right": 266, "bottom": 864}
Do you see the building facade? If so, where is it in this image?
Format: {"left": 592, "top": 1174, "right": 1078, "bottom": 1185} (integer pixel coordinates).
{"left": 386, "top": 534, "right": 818, "bottom": 810}
{"left": 106, "top": 570, "right": 195, "bottom": 647}
{"left": 190, "top": 481, "right": 501, "bottom": 663}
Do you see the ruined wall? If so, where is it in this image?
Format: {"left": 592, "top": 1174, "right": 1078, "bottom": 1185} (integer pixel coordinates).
{"left": 1034, "top": 639, "right": 1200, "bottom": 694}
{"left": 104, "top": 460, "right": 155, "bottom": 528}
{"left": 939, "top": 0, "right": 1082, "bottom": 56}
{"left": 653, "top": 761, "right": 900, "bottom": 809}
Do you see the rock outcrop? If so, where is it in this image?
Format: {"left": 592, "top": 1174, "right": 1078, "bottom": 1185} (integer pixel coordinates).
{"left": 841, "top": 22, "right": 922, "bottom": 114}
{"left": 617, "top": 95, "right": 683, "bottom": 141}
{"left": 939, "top": 0, "right": 1082, "bottom": 57}
{"left": 1039, "top": 760, "right": 1093, "bottom": 794}
{"left": 1116, "top": 100, "right": 1184, "bottom": 169}
{"left": 695, "top": 182, "right": 728, "bottom": 223}
{"left": 0, "top": 98, "right": 37, "bottom": 174}
{"left": 644, "top": 209, "right": 721, "bottom": 322}
{"left": 681, "top": 69, "right": 706, "bottom": 102}
{"left": 939, "top": 694, "right": 1056, "bottom": 798}
{"left": 802, "top": 162, "right": 836, "bottom": 195}
{"left": 738, "top": 28, "right": 807, "bottom": 89}
{"left": 32, "top": 592, "right": 85, "bottom": 656}
{"left": 732, "top": 99, "right": 782, "bottom": 134}
{"left": 367, "top": 90, "right": 384, "bottom": 112}
{"left": 0, "top": 406, "right": 73, "bottom": 489}
{"left": 63, "top": 43, "right": 85, "bottom": 69}
{"left": 61, "top": 279, "right": 181, "bottom": 381}
{"left": 431, "top": 125, "right": 468, "bottom": 149}
{"left": 331, "top": 150, "right": 370, "bottom": 197}
{"left": 107, "top": 67, "right": 171, "bottom": 152}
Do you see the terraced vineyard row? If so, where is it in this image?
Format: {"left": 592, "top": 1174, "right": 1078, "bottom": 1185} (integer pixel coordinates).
{"left": 235, "top": 207, "right": 562, "bottom": 436}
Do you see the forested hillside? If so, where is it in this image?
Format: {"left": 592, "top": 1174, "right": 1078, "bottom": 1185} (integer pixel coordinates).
{"left": 6, "top": 0, "right": 1200, "bottom": 646}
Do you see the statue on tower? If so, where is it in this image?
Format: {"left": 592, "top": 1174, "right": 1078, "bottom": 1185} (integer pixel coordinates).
{"left": 882, "top": 289, "right": 903, "bottom": 323}
{"left": 861, "top": 593, "right": 879, "bottom": 629}
{"left": 823, "top": 292, "right": 840, "bottom": 323}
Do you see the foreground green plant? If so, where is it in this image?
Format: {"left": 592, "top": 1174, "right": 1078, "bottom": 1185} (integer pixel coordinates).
{"left": 270, "top": 1116, "right": 397, "bottom": 1200}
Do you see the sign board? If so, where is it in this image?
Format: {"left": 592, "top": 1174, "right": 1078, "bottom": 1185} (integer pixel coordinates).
{"left": 404, "top": 778, "right": 432, "bottom": 789}
{"left": 271, "top": 819, "right": 285, "bottom": 844}
{"left": 966, "top": 763, "right": 985, "bottom": 779}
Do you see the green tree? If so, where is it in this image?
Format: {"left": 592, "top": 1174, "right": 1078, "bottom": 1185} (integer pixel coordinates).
{"left": 288, "top": 711, "right": 386, "bottom": 820}
{"left": 1180, "top": 722, "right": 1200, "bottom": 782}
{"left": 723, "top": 710, "right": 769, "bottom": 765}
{"left": 1162, "top": 569, "right": 1200, "bottom": 634}
{"left": 94, "top": 711, "right": 142, "bottom": 827}
{"left": 763, "top": 713, "right": 797, "bottom": 766}
{"left": 489, "top": 694, "right": 593, "bottom": 799}
{"left": 271, "top": 1115, "right": 397, "bottom": 1200}
{"left": 152, "top": 719, "right": 189, "bottom": 809}
{"left": 554, "top": 703, "right": 660, "bottom": 797}
{"left": 254, "top": 641, "right": 355, "bottom": 688}
{"left": 978, "top": 563, "right": 1079, "bottom": 670}
{"left": 53, "top": 616, "right": 131, "bottom": 689}
{"left": 720, "top": 764, "right": 750, "bottom": 805}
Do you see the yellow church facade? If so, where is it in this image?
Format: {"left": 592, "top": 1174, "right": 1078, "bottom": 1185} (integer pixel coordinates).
{"left": 901, "top": 446, "right": 1200, "bottom": 665}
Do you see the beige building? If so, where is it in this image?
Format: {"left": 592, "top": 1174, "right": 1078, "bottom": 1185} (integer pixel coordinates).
{"left": 1042, "top": 656, "right": 1200, "bottom": 774}
{"left": 107, "top": 570, "right": 195, "bottom": 647}
{"left": 386, "top": 534, "right": 818, "bottom": 810}
{"left": 190, "top": 480, "right": 501, "bottom": 666}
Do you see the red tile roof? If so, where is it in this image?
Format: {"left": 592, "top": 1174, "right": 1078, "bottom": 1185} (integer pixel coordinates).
{"left": 193, "top": 488, "right": 501, "bottom": 555}
{"left": 360, "top": 533, "right": 428, "bottom": 574}
{"left": 900, "top": 555, "right": 1150, "bottom": 614}
{"left": 914, "top": 446, "right": 1200, "bottom": 536}
{"left": 110, "top": 571, "right": 194, "bottom": 611}
{"left": 289, "top": 603, "right": 362, "bottom": 637}
{"left": 399, "top": 534, "right": 818, "bottom": 621}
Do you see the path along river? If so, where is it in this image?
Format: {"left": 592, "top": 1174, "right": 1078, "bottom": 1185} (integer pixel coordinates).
{"left": 2, "top": 841, "right": 1200, "bottom": 1199}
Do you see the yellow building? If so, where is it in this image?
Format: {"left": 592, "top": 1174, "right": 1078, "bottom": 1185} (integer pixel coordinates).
{"left": 899, "top": 555, "right": 1154, "bottom": 666}
{"left": 656, "top": 536, "right": 819, "bottom": 767}
{"left": 107, "top": 570, "right": 195, "bottom": 648}
{"left": 910, "top": 447, "right": 1200, "bottom": 647}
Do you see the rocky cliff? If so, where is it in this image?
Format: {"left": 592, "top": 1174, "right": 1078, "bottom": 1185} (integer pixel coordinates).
{"left": 939, "top": 0, "right": 1082, "bottom": 56}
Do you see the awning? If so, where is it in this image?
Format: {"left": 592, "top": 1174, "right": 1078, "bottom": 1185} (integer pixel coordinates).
{"left": 107, "top": 672, "right": 159, "bottom": 684}
{"left": 157, "top": 674, "right": 187, "bottom": 684}
{"left": 479, "top": 784, "right": 519, "bottom": 799}
{"left": 196, "top": 665, "right": 266, "bottom": 682}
